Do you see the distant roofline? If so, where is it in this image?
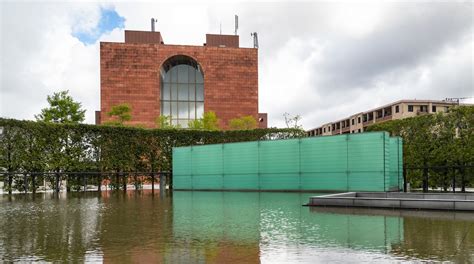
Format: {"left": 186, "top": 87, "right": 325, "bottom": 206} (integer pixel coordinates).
{"left": 307, "top": 99, "right": 470, "bottom": 131}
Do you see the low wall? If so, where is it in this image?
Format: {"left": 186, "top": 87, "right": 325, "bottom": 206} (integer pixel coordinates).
{"left": 172, "top": 132, "right": 403, "bottom": 192}
{"left": 308, "top": 192, "right": 474, "bottom": 211}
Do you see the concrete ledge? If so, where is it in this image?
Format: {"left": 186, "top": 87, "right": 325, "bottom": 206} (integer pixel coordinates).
{"left": 308, "top": 192, "right": 474, "bottom": 211}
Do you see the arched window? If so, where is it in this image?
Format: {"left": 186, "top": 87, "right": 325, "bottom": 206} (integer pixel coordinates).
{"left": 160, "top": 56, "right": 204, "bottom": 128}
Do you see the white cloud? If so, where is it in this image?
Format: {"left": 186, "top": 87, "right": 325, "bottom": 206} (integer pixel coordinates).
{"left": 1, "top": 1, "right": 472, "bottom": 129}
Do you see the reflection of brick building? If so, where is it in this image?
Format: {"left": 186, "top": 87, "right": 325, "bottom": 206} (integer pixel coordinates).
{"left": 98, "top": 30, "right": 267, "bottom": 129}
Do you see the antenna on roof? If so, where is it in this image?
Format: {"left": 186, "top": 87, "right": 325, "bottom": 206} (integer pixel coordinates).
{"left": 220, "top": 22, "right": 222, "bottom": 35}
{"left": 234, "top": 15, "right": 239, "bottom": 35}
{"left": 251, "top": 32, "right": 259, "bottom": 48}
{"left": 151, "top": 18, "right": 157, "bottom": 32}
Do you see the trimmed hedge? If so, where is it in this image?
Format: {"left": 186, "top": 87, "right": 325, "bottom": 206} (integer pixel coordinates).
{"left": 366, "top": 105, "right": 474, "bottom": 190}
{"left": 0, "top": 118, "right": 305, "bottom": 180}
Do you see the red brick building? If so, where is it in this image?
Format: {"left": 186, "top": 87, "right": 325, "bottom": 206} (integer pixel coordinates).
{"left": 97, "top": 30, "right": 267, "bottom": 129}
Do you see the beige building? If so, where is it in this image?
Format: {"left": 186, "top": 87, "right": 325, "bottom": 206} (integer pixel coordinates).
{"left": 307, "top": 99, "right": 462, "bottom": 137}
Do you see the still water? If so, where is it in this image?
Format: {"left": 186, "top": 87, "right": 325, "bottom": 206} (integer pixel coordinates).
{"left": 1, "top": 191, "right": 473, "bottom": 263}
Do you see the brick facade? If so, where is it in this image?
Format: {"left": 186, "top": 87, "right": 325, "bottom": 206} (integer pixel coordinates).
{"left": 99, "top": 30, "right": 264, "bottom": 129}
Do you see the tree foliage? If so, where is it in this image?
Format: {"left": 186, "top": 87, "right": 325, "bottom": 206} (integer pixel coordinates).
{"left": 35, "top": 90, "right": 85, "bottom": 124}
{"left": 366, "top": 105, "right": 474, "bottom": 189}
{"left": 0, "top": 118, "right": 306, "bottom": 191}
{"left": 188, "top": 111, "right": 220, "bottom": 130}
{"left": 155, "top": 115, "right": 176, "bottom": 129}
{"left": 104, "top": 103, "right": 132, "bottom": 126}
{"left": 229, "top": 115, "right": 257, "bottom": 130}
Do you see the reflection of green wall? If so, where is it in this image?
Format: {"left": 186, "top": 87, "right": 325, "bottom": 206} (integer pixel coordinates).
{"left": 258, "top": 193, "right": 403, "bottom": 251}
{"left": 172, "top": 192, "right": 403, "bottom": 253}
{"left": 173, "top": 132, "right": 402, "bottom": 192}
{"left": 172, "top": 191, "right": 260, "bottom": 243}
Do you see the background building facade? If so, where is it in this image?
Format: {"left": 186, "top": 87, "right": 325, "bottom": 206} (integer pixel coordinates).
{"left": 98, "top": 30, "right": 266, "bottom": 129}
{"left": 307, "top": 99, "right": 462, "bottom": 136}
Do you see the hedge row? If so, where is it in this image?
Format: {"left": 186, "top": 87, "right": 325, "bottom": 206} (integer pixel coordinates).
{"left": 0, "top": 118, "right": 306, "bottom": 176}
{"left": 366, "top": 105, "right": 474, "bottom": 190}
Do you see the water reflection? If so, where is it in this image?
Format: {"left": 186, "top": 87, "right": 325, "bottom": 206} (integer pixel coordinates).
{"left": 0, "top": 191, "right": 473, "bottom": 263}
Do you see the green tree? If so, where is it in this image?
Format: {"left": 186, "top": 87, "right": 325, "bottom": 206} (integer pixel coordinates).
{"left": 188, "top": 111, "right": 220, "bottom": 130}
{"left": 155, "top": 115, "right": 176, "bottom": 129}
{"left": 366, "top": 105, "right": 474, "bottom": 190}
{"left": 229, "top": 115, "right": 257, "bottom": 130}
{"left": 35, "top": 90, "right": 85, "bottom": 123}
{"left": 104, "top": 103, "right": 132, "bottom": 126}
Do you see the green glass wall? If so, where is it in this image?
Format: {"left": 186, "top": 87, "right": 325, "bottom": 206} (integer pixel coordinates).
{"left": 173, "top": 132, "right": 403, "bottom": 192}
{"left": 389, "top": 137, "right": 403, "bottom": 191}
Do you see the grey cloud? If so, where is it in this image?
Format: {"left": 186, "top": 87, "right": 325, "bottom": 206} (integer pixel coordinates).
{"left": 313, "top": 3, "right": 473, "bottom": 93}
{"left": 1, "top": 2, "right": 472, "bottom": 129}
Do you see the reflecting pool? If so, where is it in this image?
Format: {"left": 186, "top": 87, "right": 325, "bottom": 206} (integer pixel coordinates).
{"left": 1, "top": 191, "right": 473, "bottom": 263}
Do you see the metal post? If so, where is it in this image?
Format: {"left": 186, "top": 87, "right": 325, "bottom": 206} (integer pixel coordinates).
{"left": 55, "top": 172, "right": 60, "bottom": 193}
{"left": 151, "top": 172, "right": 155, "bottom": 192}
{"left": 24, "top": 173, "right": 28, "bottom": 193}
{"left": 122, "top": 172, "right": 127, "bottom": 191}
{"left": 423, "top": 166, "right": 428, "bottom": 193}
{"left": 403, "top": 166, "right": 407, "bottom": 193}
{"left": 168, "top": 171, "right": 172, "bottom": 190}
{"left": 83, "top": 174, "right": 87, "bottom": 192}
{"left": 8, "top": 172, "right": 12, "bottom": 195}
{"left": 32, "top": 173, "right": 36, "bottom": 194}
{"left": 461, "top": 165, "right": 466, "bottom": 193}
{"left": 452, "top": 167, "right": 456, "bottom": 193}
{"left": 97, "top": 172, "right": 102, "bottom": 192}
{"left": 116, "top": 171, "right": 119, "bottom": 190}
{"left": 159, "top": 173, "right": 165, "bottom": 191}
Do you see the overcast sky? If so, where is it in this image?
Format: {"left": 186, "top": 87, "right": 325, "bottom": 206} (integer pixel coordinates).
{"left": 1, "top": 0, "right": 473, "bottom": 129}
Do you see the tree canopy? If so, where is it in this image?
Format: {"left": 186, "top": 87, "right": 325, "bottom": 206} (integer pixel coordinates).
{"left": 35, "top": 90, "right": 85, "bottom": 124}
{"left": 104, "top": 103, "right": 132, "bottom": 126}
{"left": 188, "top": 111, "right": 220, "bottom": 130}
{"left": 229, "top": 115, "right": 257, "bottom": 130}
{"left": 366, "top": 105, "right": 474, "bottom": 190}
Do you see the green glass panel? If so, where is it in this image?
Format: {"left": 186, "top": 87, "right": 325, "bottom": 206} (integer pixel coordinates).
{"left": 300, "top": 135, "right": 347, "bottom": 173}
{"left": 389, "top": 137, "right": 401, "bottom": 191}
{"left": 172, "top": 132, "right": 400, "bottom": 192}
{"left": 348, "top": 133, "right": 385, "bottom": 172}
{"left": 223, "top": 142, "right": 258, "bottom": 174}
{"left": 192, "top": 174, "right": 223, "bottom": 189}
{"left": 173, "top": 175, "right": 192, "bottom": 189}
{"left": 223, "top": 174, "right": 259, "bottom": 190}
{"left": 300, "top": 172, "right": 347, "bottom": 191}
{"left": 349, "top": 172, "right": 384, "bottom": 191}
{"left": 172, "top": 148, "right": 191, "bottom": 176}
{"left": 259, "top": 139, "right": 299, "bottom": 174}
{"left": 259, "top": 173, "right": 300, "bottom": 190}
{"left": 191, "top": 144, "right": 223, "bottom": 176}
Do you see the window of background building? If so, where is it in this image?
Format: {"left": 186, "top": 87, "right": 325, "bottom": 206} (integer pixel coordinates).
{"left": 323, "top": 127, "right": 326, "bottom": 133}
{"left": 351, "top": 119, "right": 354, "bottom": 125}
{"left": 408, "top": 105, "right": 414, "bottom": 112}
{"left": 358, "top": 129, "right": 361, "bottom": 133}
{"left": 420, "top": 105, "right": 428, "bottom": 112}
{"left": 358, "top": 117, "right": 361, "bottom": 123}
{"left": 395, "top": 105, "right": 399, "bottom": 113}
{"left": 432, "top": 105, "right": 436, "bottom": 112}
{"left": 161, "top": 56, "right": 204, "bottom": 128}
